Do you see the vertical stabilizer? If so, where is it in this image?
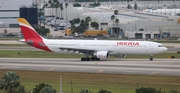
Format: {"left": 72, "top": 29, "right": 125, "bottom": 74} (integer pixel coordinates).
{"left": 17, "top": 18, "right": 44, "bottom": 40}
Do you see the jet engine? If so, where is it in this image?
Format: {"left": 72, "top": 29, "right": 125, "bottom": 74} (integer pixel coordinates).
{"left": 94, "top": 51, "right": 109, "bottom": 59}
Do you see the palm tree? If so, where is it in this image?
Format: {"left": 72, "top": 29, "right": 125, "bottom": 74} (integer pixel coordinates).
{"left": 54, "top": 1, "right": 60, "bottom": 18}
{"left": 111, "top": 15, "right": 115, "bottom": 37}
{"left": 115, "top": 19, "right": 119, "bottom": 24}
{"left": 85, "top": 16, "right": 91, "bottom": 29}
{"left": 40, "top": 86, "right": 56, "bottom": 93}
{"left": 111, "top": 15, "right": 115, "bottom": 23}
{"left": 48, "top": 0, "right": 53, "bottom": 16}
{"left": 42, "top": 3, "right": 48, "bottom": 27}
{"left": 90, "top": 22, "right": 99, "bottom": 29}
{"left": 79, "top": 89, "right": 92, "bottom": 93}
{"left": 48, "top": 0, "right": 59, "bottom": 18}
{"left": 115, "top": 18, "right": 119, "bottom": 38}
{"left": 48, "top": 0, "right": 52, "bottom": 6}
{"left": 134, "top": 2, "right": 138, "bottom": 10}
{"left": 65, "top": 3, "right": 69, "bottom": 22}
{"left": 98, "top": 89, "right": 111, "bottom": 93}
{"left": 114, "top": 10, "right": 118, "bottom": 18}
{"left": 85, "top": 16, "right": 91, "bottom": 22}
{"left": 59, "top": 3, "right": 64, "bottom": 18}
{"left": 0, "top": 71, "right": 20, "bottom": 93}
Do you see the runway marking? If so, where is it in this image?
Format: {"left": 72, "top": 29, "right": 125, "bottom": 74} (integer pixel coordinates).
{"left": 96, "top": 70, "right": 104, "bottom": 73}
{"left": 48, "top": 68, "right": 56, "bottom": 71}
{"left": 149, "top": 72, "right": 158, "bottom": 75}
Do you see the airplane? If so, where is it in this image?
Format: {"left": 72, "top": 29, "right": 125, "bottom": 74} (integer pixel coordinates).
{"left": 17, "top": 18, "right": 168, "bottom": 61}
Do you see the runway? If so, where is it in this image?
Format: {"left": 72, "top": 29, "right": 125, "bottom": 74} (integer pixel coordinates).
{"left": 0, "top": 58, "right": 180, "bottom": 76}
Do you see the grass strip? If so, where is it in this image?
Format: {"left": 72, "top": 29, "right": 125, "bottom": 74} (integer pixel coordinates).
{"left": 0, "top": 70, "right": 180, "bottom": 93}
{"left": 0, "top": 44, "right": 29, "bottom": 47}
{"left": 0, "top": 50, "right": 179, "bottom": 58}
{"left": 0, "top": 38, "right": 21, "bottom": 40}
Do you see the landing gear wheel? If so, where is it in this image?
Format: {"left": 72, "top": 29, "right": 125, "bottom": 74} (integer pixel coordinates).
{"left": 149, "top": 55, "right": 153, "bottom": 61}
{"left": 149, "top": 58, "right": 153, "bottom": 61}
{"left": 91, "top": 57, "right": 95, "bottom": 61}
{"left": 86, "top": 57, "right": 90, "bottom": 61}
{"left": 81, "top": 56, "right": 100, "bottom": 61}
{"left": 81, "top": 57, "right": 86, "bottom": 61}
{"left": 91, "top": 57, "right": 100, "bottom": 61}
{"left": 81, "top": 57, "right": 90, "bottom": 61}
{"left": 96, "top": 58, "right": 100, "bottom": 61}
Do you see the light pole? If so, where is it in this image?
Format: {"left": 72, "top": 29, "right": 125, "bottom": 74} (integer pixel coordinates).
{"left": 60, "top": 76, "right": 62, "bottom": 93}
{"left": 71, "top": 81, "right": 73, "bottom": 93}
{"left": 136, "top": 83, "right": 138, "bottom": 89}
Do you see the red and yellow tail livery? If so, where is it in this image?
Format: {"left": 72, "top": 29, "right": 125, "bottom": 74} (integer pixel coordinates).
{"left": 17, "top": 18, "right": 51, "bottom": 52}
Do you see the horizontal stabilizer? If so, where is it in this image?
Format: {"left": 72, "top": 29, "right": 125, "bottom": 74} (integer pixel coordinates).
{"left": 19, "top": 39, "right": 26, "bottom": 43}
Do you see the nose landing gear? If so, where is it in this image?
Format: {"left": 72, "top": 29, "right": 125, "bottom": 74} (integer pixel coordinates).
{"left": 149, "top": 55, "right": 153, "bottom": 61}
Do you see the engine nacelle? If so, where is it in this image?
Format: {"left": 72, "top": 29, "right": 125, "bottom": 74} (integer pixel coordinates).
{"left": 94, "top": 51, "right": 109, "bottom": 59}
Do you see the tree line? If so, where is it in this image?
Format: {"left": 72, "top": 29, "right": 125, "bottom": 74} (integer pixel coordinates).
{"left": 0, "top": 71, "right": 180, "bottom": 93}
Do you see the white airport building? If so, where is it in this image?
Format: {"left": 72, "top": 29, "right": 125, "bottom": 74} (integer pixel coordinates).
{"left": 43, "top": 2, "right": 180, "bottom": 39}
{"left": 1, "top": 0, "right": 180, "bottom": 39}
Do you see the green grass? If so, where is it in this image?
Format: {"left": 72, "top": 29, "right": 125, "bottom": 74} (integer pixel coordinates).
{"left": 0, "top": 70, "right": 180, "bottom": 93}
{"left": 0, "top": 44, "right": 29, "bottom": 47}
{"left": 0, "top": 50, "right": 82, "bottom": 58}
{"left": 0, "top": 50, "right": 179, "bottom": 58}
{"left": 0, "top": 37, "right": 21, "bottom": 40}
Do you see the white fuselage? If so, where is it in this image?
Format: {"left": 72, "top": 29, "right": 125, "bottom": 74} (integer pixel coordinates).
{"left": 43, "top": 39, "right": 167, "bottom": 55}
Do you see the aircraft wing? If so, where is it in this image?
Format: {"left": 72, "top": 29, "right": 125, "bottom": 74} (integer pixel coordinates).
{"left": 59, "top": 47, "right": 95, "bottom": 54}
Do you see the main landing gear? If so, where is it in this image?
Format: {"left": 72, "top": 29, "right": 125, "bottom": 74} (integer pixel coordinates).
{"left": 149, "top": 55, "right": 153, "bottom": 61}
{"left": 81, "top": 57, "right": 100, "bottom": 61}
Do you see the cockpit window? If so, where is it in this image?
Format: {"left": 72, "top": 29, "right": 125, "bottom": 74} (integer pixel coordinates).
{"left": 158, "top": 45, "right": 165, "bottom": 47}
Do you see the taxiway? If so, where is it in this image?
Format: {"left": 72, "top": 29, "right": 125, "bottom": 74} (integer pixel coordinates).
{"left": 0, "top": 58, "right": 180, "bottom": 76}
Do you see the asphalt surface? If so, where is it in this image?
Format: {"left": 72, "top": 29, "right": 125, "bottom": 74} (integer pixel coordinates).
{"left": 0, "top": 58, "right": 180, "bottom": 76}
